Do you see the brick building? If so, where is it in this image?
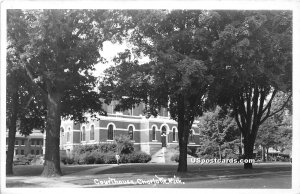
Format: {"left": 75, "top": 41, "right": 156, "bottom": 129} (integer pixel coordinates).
{"left": 59, "top": 101, "right": 200, "bottom": 157}
{"left": 6, "top": 129, "right": 44, "bottom": 156}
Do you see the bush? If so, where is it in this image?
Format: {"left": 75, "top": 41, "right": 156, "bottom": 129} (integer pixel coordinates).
{"left": 102, "top": 152, "right": 117, "bottom": 164}
{"left": 94, "top": 153, "right": 105, "bottom": 164}
{"left": 61, "top": 155, "right": 67, "bottom": 165}
{"left": 170, "top": 154, "right": 179, "bottom": 162}
{"left": 121, "top": 151, "right": 151, "bottom": 163}
{"left": 115, "top": 135, "right": 134, "bottom": 154}
{"left": 98, "top": 143, "right": 117, "bottom": 153}
{"left": 66, "top": 157, "right": 74, "bottom": 164}
{"left": 86, "top": 152, "right": 96, "bottom": 164}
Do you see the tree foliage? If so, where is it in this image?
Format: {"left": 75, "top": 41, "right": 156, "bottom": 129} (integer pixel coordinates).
{"left": 100, "top": 10, "right": 216, "bottom": 172}
{"left": 197, "top": 106, "right": 240, "bottom": 159}
{"left": 209, "top": 10, "right": 292, "bottom": 168}
{"left": 7, "top": 9, "right": 130, "bottom": 176}
{"left": 6, "top": 10, "right": 47, "bottom": 175}
{"left": 255, "top": 93, "right": 292, "bottom": 152}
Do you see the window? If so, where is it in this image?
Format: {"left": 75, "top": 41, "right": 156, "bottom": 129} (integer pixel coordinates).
{"left": 189, "top": 129, "right": 195, "bottom": 143}
{"left": 21, "top": 150, "right": 24, "bottom": 155}
{"left": 15, "top": 140, "right": 18, "bottom": 145}
{"left": 31, "top": 150, "right": 34, "bottom": 155}
{"left": 152, "top": 126, "right": 156, "bottom": 140}
{"left": 31, "top": 140, "right": 35, "bottom": 145}
{"left": 108, "top": 124, "right": 114, "bottom": 140}
{"left": 21, "top": 140, "right": 25, "bottom": 145}
{"left": 90, "top": 125, "right": 94, "bottom": 140}
{"left": 81, "top": 126, "right": 86, "bottom": 141}
{"left": 16, "top": 150, "right": 19, "bottom": 155}
{"left": 36, "top": 140, "right": 40, "bottom": 145}
{"left": 67, "top": 127, "right": 70, "bottom": 142}
{"left": 36, "top": 150, "right": 39, "bottom": 155}
{"left": 60, "top": 127, "right": 64, "bottom": 136}
{"left": 128, "top": 126, "right": 134, "bottom": 140}
{"left": 172, "top": 128, "right": 176, "bottom": 142}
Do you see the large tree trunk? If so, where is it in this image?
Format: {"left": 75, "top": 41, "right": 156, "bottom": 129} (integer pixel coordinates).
{"left": 6, "top": 91, "right": 18, "bottom": 175}
{"left": 41, "top": 91, "right": 62, "bottom": 177}
{"left": 243, "top": 137, "right": 255, "bottom": 169}
{"left": 177, "top": 94, "right": 190, "bottom": 173}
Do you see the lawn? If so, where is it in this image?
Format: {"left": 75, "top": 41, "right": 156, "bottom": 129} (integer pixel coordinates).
{"left": 6, "top": 163, "right": 292, "bottom": 188}
{"left": 8, "top": 164, "right": 104, "bottom": 176}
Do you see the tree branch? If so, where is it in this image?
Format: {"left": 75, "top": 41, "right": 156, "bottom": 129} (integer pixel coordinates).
{"left": 260, "top": 93, "right": 292, "bottom": 125}
{"left": 252, "top": 85, "right": 259, "bottom": 127}
{"left": 24, "top": 65, "right": 48, "bottom": 97}
{"left": 233, "top": 99, "right": 245, "bottom": 136}
{"left": 261, "top": 89, "right": 277, "bottom": 114}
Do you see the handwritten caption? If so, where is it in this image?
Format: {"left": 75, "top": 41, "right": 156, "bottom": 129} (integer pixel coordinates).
{"left": 94, "top": 175, "right": 185, "bottom": 185}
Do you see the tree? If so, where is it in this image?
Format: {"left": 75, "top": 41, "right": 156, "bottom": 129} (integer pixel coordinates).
{"left": 9, "top": 9, "right": 129, "bottom": 176}
{"left": 198, "top": 106, "right": 240, "bottom": 159}
{"left": 100, "top": 10, "right": 217, "bottom": 172}
{"left": 255, "top": 93, "right": 292, "bottom": 161}
{"left": 6, "top": 10, "right": 46, "bottom": 175}
{"left": 210, "top": 11, "right": 292, "bottom": 168}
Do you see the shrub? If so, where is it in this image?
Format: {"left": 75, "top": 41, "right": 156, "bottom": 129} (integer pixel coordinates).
{"left": 66, "top": 157, "right": 74, "bottom": 164}
{"left": 222, "top": 149, "right": 239, "bottom": 159}
{"left": 115, "top": 135, "right": 134, "bottom": 154}
{"left": 122, "top": 151, "right": 151, "bottom": 163}
{"left": 170, "top": 154, "right": 179, "bottom": 162}
{"left": 86, "top": 152, "right": 96, "bottom": 164}
{"left": 89, "top": 151, "right": 117, "bottom": 164}
{"left": 94, "top": 153, "right": 105, "bottom": 164}
{"left": 120, "top": 154, "right": 130, "bottom": 163}
{"left": 103, "top": 152, "right": 117, "bottom": 164}
{"left": 99, "top": 143, "right": 117, "bottom": 153}
{"left": 60, "top": 155, "right": 67, "bottom": 165}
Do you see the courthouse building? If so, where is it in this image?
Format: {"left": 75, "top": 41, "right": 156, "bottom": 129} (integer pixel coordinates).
{"left": 59, "top": 101, "right": 200, "bottom": 156}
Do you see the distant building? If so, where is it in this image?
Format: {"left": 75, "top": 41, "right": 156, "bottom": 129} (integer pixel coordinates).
{"left": 59, "top": 101, "right": 200, "bottom": 157}
{"left": 6, "top": 129, "right": 44, "bottom": 156}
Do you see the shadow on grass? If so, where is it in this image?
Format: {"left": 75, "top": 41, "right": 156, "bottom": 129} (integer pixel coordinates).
{"left": 93, "top": 164, "right": 291, "bottom": 185}
{"left": 9, "top": 165, "right": 103, "bottom": 176}
{"left": 6, "top": 181, "right": 40, "bottom": 188}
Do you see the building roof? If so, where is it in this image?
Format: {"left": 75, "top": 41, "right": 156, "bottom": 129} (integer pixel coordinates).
{"left": 6, "top": 129, "right": 44, "bottom": 139}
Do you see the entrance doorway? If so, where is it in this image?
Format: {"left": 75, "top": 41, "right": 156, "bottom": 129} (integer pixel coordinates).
{"left": 161, "top": 126, "right": 167, "bottom": 147}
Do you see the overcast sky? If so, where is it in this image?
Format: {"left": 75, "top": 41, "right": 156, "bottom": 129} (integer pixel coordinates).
{"left": 93, "top": 41, "right": 150, "bottom": 77}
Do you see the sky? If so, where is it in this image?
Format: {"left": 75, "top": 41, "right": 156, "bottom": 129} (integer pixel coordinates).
{"left": 93, "top": 41, "right": 150, "bottom": 77}
{"left": 93, "top": 41, "right": 128, "bottom": 77}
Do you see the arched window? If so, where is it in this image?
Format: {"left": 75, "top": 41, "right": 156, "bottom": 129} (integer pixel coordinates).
{"left": 128, "top": 126, "right": 134, "bottom": 140}
{"left": 152, "top": 126, "right": 156, "bottom": 140}
{"left": 60, "top": 127, "right": 64, "bottom": 136}
{"left": 67, "top": 127, "right": 70, "bottom": 142}
{"left": 108, "top": 124, "right": 114, "bottom": 140}
{"left": 189, "top": 129, "right": 195, "bottom": 143}
{"left": 172, "top": 127, "right": 176, "bottom": 142}
{"left": 90, "top": 125, "right": 95, "bottom": 140}
{"left": 81, "top": 126, "right": 86, "bottom": 141}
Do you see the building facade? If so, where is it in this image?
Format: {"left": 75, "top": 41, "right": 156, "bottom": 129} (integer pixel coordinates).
{"left": 6, "top": 130, "right": 44, "bottom": 156}
{"left": 60, "top": 102, "right": 200, "bottom": 156}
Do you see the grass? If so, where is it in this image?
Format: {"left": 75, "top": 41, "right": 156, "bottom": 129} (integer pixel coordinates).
{"left": 10, "top": 164, "right": 104, "bottom": 176}
{"left": 6, "top": 163, "right": 292, "bottom": 188}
